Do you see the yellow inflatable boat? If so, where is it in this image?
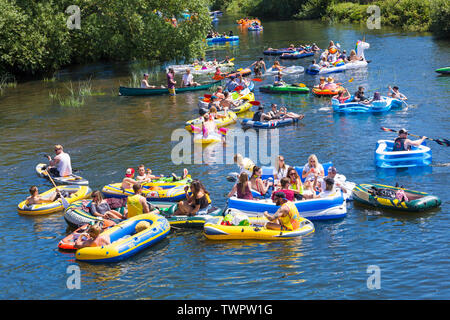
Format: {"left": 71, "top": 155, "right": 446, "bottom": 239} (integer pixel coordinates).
{"left": 101, "top": 183, "right": 189, "bottom": 202}
{"left": 75, "top": 212, "right": 170, "bottom": 263}
{"left": 17, "top": 185, "right": 92, "bottom": 215}
{"left": 185, "top": 111, "right": 237, "bottom": 132}
{"left": 203, "top": 215, "right": 315, "bottom": 240}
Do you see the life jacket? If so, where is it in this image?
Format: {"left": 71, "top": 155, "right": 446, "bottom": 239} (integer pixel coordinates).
{"left": 393, "top": 137, "right": 410, "bottom": 151}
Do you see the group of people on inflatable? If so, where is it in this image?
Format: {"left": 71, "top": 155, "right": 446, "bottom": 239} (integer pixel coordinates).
{"left": 206, "top": 30, "right": 234, "bottom": 39}
{"left": 229, "top": 154, "right": 347, "bottom": 202}
{"left": 310, "top": 40, "right": 364, "bottom": 71}
{"left": 251, "top": 103, "right": 305, "bottom": 122}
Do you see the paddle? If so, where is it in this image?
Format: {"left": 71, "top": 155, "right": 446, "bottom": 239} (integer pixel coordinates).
{"left": 233, "top": 85, "right": 244, "bottom": 92}
{"left": 44, "top": 169, "right": 70, "bottom": 209}
{"left": 251, "top": 78, "right": 262, "bottom": 82}
{"left": 380, "top": 127, "right": 450, "bottom": 146}
{"left": 249, "top": 101, "right": 261, "bottom": 106}
{"left": 204, "top": 94, "right": 212, "bottom": 98}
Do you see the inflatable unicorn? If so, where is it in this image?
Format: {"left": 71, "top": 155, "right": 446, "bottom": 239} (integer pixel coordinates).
{"left": 355, "top": 39, "right": 370, "bottom": 61}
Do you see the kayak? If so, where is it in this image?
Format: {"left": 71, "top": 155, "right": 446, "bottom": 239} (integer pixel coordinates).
{"left": 375, "top": 140, "right": 432, "bottom": 168}
{"left": 312, "top": 86, "right": 345, "bottom": 96}
{"left": 159, "top": 203, "right": 223, "bottom": 228}
{"left": 63, "top": 199, "right": 174, "bottom": 228}
{"left": 227, "top": 190, "right": 347, "bottom": 220}
{"left": 332, "top": 96, "right": 394, "bottom": 113}
{"left": 18, "top": 185, "right": 92, "bottom": 215}
{"left": 352, "top": 183, "right": 441, "bottom": 212}
{"left": 279, "top": 52, "right": 315, "bottom": 60}
{"left": 167, "top": 61, "right": 234, "bottom": 75}
{"left": 75, "top": 212, "right": 170, "bottom": 263}
{"left": 203, "top": 209, "right": 315, "bottom": 240}
{"left": 119, "top": 80, "right": 221, "bottom": 96}
{"left": 241, "top": 117, "right": 298, "bottom": 129}
{"left": 265, "top": 66, "right": 304, "bottom": 75}
{"left": 306, "top": 60, "right": 368, "bottom": 75}
{"left": 58, "top": 220, "right": 116, "bottom": 250}
{"left": 259, "top": 84, "right": 309, "bottom": 94}
{"left": 435, "top": 67, "right": 450, "bottom": 74}
{"left": 205, "top": 36, "right": 239, "bottom": 43}
{"left": 185, "top": 111, "right": 237, "bottom": 132}
{"left": 36, "top": 163, "right": 89, "bottom": 186}
{"left": 102, "top": 183, "right": 189, "bottom": 202}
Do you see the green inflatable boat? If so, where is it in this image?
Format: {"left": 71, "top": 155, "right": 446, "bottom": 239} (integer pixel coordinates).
{"left": 259, "top": 84, "right": 310, "bottom": 94}
{"left": 352, "top": 183, "right": 441, "bottom": 212}
{"left": 435, "top": 67, "right": 450, "bottom": 74}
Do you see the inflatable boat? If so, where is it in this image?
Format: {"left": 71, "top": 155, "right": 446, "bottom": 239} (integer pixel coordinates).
{"left": 75, "top": 213, "right": 170, "bottom": 263}
{"left": 375, "top": 140, "right": 432, "bottom": 168}
{"left": 203, "top": 209, "right": 314, "bottom": 240}
{"left": 352, "top": 183, "right": 441, "bottom": 212}
{"left": 265, "top": 66, "right": 304, "bottom": 75}
{"left": 101, "top": 183, "right": 188, "bottom": 202}
{"left": 36, "top": 163, "right": 89, "bottom": 186}
{"left": 18, "top": 185, "right": 92, "bottom": 215}
{"left": 332, "top": 96, "right": 394, "bottom": 113}
{"left": 240, "top": 117, "right": 298, "bottom": 129}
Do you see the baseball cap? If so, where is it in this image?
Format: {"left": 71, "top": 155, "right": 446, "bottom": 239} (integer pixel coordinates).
{"left": 125, "top": 168, "right": 135, "bottom": 177}
{"left": 324, "top": 177, "right": 334, "bottom": 185}
{"left": 399, "top": 128, "right": 408, "bottom": 134}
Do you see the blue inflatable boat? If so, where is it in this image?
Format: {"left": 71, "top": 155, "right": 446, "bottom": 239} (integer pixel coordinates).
{"left": 241, "top": 117, "right": 298, "bottom": 129}
{"left": 280, "top": 52, "right": 315, "bottom": 60}
{"left": 206, "top": 36, "right": 239, "bottom": 43}
{"left": 332, "top": 96, "right": 394, "bottom": 113}
{"left": 374, "top": 140, "right": 432, "bottom": 168}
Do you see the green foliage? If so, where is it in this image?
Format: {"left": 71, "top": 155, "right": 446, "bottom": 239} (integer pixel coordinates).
{"left": 0, "top": 0, "right": 212, "bottom": 78}
{"left": 430, "top": 0, "right": 450, "bottom": 38}
{"left": 294, "top": 0, "right": 332, "bottom": 20}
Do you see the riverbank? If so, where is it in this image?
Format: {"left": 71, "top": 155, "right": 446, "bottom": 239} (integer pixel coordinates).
{"left": 214, "top": 0, "right": 449, "bottom": 38}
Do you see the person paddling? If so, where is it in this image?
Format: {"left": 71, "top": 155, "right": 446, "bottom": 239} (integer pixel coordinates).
{"left": 392, "top": 128, "right": 427, "bottom": 151}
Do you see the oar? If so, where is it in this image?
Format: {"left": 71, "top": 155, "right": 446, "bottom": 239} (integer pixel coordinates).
{"left": 45, "top": 169, "right": 70, "bottom": 209}
{"left": 251, "top": 78, "right": 262, "bottom": 82}
{"left": 233, "top": 85, "right": 244, "bottom": 92}
{"left": 249, "top": 101, "right": 261, "bottom": 106}
{"left": 204, "top": 94, "right": 212, "bottom": 98}
{"left": 380, "top": 127, "right": 450, "bottom": 146}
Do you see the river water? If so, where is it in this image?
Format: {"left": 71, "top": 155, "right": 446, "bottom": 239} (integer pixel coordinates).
{"left": 0, "top": 15, "right": 449, "bottom": 300}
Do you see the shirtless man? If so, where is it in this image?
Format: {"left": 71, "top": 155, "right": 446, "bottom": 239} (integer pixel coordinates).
{"left": 121, "top": 168, "right": 140, "bottom": 190}
{"left": 26, "top": 185, "right": 59, "bottom": 205}
{"left": 74, "top": 224, "right": 111, "bottom": 249}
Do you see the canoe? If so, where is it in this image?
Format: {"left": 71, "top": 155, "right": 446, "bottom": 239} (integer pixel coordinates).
{"left": 227, "top": 190, "right": 347, "bottom": 220}
{"left": 259, "top": 84, "right": 309, "bottom": 94}
{"left": 75, "top": 212, "right": 170, "bottom": 263}
{"left": 205, "top": 36, "right": 239, "bottom": 43}
{"left": 279, "top": 52, "right": 315, "bottom": 60}
{"left": 265, "top": 66, "right": 304, "bottom": 75}
{"left": 102, "top": 183, "right": 189, "bottom": 202}
{"left": 306, "top": 60, "right": 368, "bottom": 75}
{"left": 332, "top": 96, "right": 394, "bottom": 113}
{"left": 58, "top": 220, "right": 116, "bottom": 250}
{"left": 352, "top": 183, "right": 441, "bottom": 212}
{"left": 435, "top": 67, "right": 450, "bottom": 74}
{"left": 241, "top": 117, "right": 298, "bottom": 129}
{"left": 203, "top": 209, "right": 315, "bottom": 240}
{"left": 374, "top": 140, "right": 432, "bottom": 169}
{"left": 18, "top": 185, "right": 92, "bottom": 215}
{"left": 185, "top": 111, "right": 237, "bottom": 132}
{"left": 63, "top": 199, "right": 174, "bottom": 228}
{"left": 312, "top": 86, "right": 345, "bottom": 96}
{"left": 119, "top": 80, "right": 221, "bottom": 96}
{"left": 36, "top": 163, "right": 89, "bottom": 186}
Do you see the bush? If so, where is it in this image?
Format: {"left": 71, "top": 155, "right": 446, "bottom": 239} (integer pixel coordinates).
{"left": 430, "top": 0, "right": 450, "bottom": 38}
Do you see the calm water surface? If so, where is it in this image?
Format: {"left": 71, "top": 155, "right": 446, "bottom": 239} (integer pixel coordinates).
{"left": 0, "top": 16, "right": 449, "bottom": 300}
